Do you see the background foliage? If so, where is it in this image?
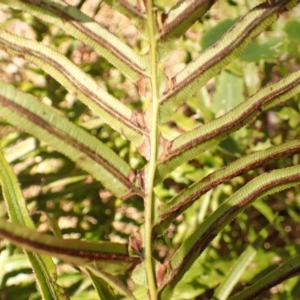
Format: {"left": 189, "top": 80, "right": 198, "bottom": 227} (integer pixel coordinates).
{"left": 0, "top": 0, "right": 300, "bottom": 299}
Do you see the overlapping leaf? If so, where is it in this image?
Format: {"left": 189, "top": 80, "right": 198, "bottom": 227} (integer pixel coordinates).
{"left": 157, "top": 69, "right": 300, "bottom": 181}
{"left": 0, "top": 218, "right": 141, "bottom": 273}
{"left": 154, "top": 139, "right": 300, "bottom": 235}
{"left": 159, "top": 0, "right": 298, "bottom": 122}
{"left": 0, "top": 81, "right": 142, "bottom": 199}
{"left": 228, "top": 253, "right": 300, "bottom": 300}
{"left": 158, "top": 165, "right": 300, "bottom": 299}
{"left": 2, "top": 0, "right": 148, "bottom": 81}
{"left": 0, "top": 30, "right": 148, "bottom": 150}
{"left": 104, "top": 0, "right": 147, "bottom": 33}
{"left": 158, "top": 0, "right": 215, "bottom": 41}
{"left": 213, "top": 225, "right": 271, "bottom": 300}
{"left": 0, "top": 149, "right": 68, "bottom": 300}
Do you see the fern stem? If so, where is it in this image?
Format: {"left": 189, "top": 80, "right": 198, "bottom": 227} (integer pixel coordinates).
{"left": 144, "top": 0, "right": 159, "bottom": 299}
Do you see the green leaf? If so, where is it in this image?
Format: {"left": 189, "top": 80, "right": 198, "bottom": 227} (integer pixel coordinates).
{"left": 0, "top": 81, "right": 142, "bottom": 199}
{"left": 278, "top": 107, "right": 300, "bottom": 129}
{"left": 0, "top": 217, "right": 141, "bottom": 273}
{"left": 104, "top": 0, "right": 147, "bottom": 35}
{"left": 86, "top": 272, "right": 116, "bottom": 300}
{"left": 200, "top": 18, "right": 238, "bottom": 50}
{"left": 284, "top": 19, "right": 300, "bottom": 42}
{"left": 228, "top": 253, "right": 300, "bottom": 300}
{"left": 3, "top": 0, "right": 147, "bottom": 82}
{"left": 213, "top": 225, "right": 271, "bottom": 300}
{"left": 159, "top": 0, "right": 215, "bottom": 41}
{"left": 82, "top": 265, "right": 135, "bottom": 300}
{"left": 0, "top": 149, "right": 68, "bottom": 300}
{"left": 2, "top": 137, "right": 37, "bottom": 163}
{"left": 212, "top": 70, "right": 244, "bottom": 115}
{"left": 159, "top": 0, "right": 298, "bottom": 123}
{"left": 0, "top": 247, "right": 11, "bottom": 286}
{"left": 158, "top": 165, "right": 300, "bottom": 299}
{"left": 154, "top": 138, "right": 300, "bottom": 235}
{"left": 156, "top": 69, "right": 300, "bottom": 181}
{"left": 0, "top": 29, "right": 148, "bottom": 150}
{"left": 240, "top": 37, "right": 284, "bottom": 62}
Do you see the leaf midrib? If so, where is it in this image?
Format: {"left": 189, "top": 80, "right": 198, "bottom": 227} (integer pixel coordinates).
{"left": 23, "top": 0, "right": 147, "bottom": 75}
{"left": 0, "top": 96, "right": 142, "bottom": 198}
{"left": 165, "top": 75, "right": 300, "bottom": 161}
{"left": 160, "top": 1, "right": 285, "bottom": 104}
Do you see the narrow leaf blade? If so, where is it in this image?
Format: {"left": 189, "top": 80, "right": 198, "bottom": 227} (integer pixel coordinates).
{"left": 0, "top": 30, "right": 148, "bottom": 148}
{"left": 0, "top": 149, "right": 68, "bottom": 300}
{"left": 159, "top": 0, "right": 298, "bottom": 122}
{"left": 4, "top": 0, "right": 147, "bottom": 81}
{"left": 0, "top": 218, "right": 141, "bottom": 273}
{"left": 82, "top": 265, "right": 136, "bottom": 300}
{"left": 0, "top": 81, "right": 141, "bottom": 199}
{"left": 159, "top": 0, "right": 215, "bottom": 41}
{"left": 158, "top": 165, "right": 300, "bottom": 299}
{"left": 154, "top": 139, "right": 300, "bottom": 235}
{"left": 228, "top": 254, "right": 300, "bottom": 300}
{"left": 213, "top": 225, "right": 271, "bottom": 300}
{"left": 157, "top": 69, "right": 300, "bottom": 181}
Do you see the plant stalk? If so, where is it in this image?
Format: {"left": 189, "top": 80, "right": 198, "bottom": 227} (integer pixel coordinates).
{"left": 144, "top": 0, "right": 159, "bottom": 299}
